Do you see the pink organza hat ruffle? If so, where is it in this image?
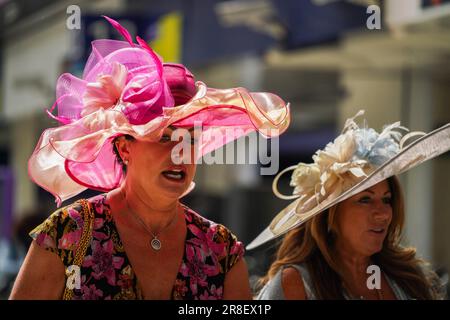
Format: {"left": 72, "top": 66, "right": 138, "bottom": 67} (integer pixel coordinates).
{"left": 28, "top": 16, "right": 291, "bottom": 206}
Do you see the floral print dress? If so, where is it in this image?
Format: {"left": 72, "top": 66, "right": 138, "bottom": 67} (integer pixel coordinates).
{"left": 29, "top": 194, "right": 244, "bottom": 300}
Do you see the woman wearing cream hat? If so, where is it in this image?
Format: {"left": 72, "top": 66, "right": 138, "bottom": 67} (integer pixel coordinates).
{"left": 249, "top": 111, "right": 449, "bottom": 300}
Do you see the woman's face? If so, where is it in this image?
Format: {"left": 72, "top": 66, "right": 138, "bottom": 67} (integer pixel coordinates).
{"left": 119, "top": 127, "right": 197, "bottom": 201}
{"left": 334, "top": 180, "right": 393, "bottom": 257}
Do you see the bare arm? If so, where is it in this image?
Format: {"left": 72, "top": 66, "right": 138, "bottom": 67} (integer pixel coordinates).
{"left": 281, "top": 267, "right": 307, "bottom": 300}
{"left": 9, "top": 241, "right": 65, "bottom": 300}
{"left": 223, "top": 258, "right": 253, "bottom": 300}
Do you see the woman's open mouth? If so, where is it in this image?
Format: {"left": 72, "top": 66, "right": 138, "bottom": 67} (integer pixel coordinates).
{"left": 161, "top": 168, "right": 186, "bottom": 182}
{"left": 369, "top": 228, "right": 385, "bottom": 235}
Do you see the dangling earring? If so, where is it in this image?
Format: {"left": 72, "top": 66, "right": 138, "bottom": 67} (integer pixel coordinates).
{"left": 124, "top": 159, "right": 129, "bottom": 165}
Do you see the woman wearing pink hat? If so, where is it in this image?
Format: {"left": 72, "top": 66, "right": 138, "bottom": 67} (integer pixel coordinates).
{"left": 9, "top": 17, "right": 290, "bottom": 300}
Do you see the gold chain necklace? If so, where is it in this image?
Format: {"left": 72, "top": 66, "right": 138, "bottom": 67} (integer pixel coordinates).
{"left": 121, "top": 191, "right": 178, "bottom": 251}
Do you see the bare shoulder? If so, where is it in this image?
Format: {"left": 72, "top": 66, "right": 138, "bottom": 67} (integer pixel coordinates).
{"left": 223, "top": 258, "right": 252, "bottom": 300}
{"left": 9, "top": 241, "right": 65, "bottom": 299}
{"left": 281, "top": 266, "right": 307, "bottom": 300}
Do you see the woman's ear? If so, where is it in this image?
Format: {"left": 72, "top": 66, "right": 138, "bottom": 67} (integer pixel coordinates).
{"left": 115, "top": 136, "right": 132, "bottom": 164}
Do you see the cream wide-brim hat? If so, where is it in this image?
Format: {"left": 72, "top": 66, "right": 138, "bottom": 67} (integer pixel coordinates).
{"left": 247, "top": 121, "right": 450, "bottom": 250}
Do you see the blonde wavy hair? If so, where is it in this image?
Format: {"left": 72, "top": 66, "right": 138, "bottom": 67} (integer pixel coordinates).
{"left": 260, "top": 176, "right": 443, "bottom": 299}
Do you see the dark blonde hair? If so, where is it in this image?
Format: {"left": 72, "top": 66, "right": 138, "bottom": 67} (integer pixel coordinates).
{"left": 260, "top": 176, "right": 442, "bottom": 299}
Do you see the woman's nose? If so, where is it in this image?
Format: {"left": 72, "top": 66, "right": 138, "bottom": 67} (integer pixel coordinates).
{"left": 169, "top": 138, "right": 195, "bottom": 164}
{"left": 372, "top": 201, "right": 391, "bottom": 221}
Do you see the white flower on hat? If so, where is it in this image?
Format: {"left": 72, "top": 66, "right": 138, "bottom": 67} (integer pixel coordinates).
{"left": 313, "top": 130, "right": 356, "bottom": 169}
{"left": 308, "top": 129, "right": 369, "bottom": 200}
{"left": 286, "top": 111, "right": 408, "bottom": 212}
{"left": 290, "top": 163, "right": 321, "bottom": 196}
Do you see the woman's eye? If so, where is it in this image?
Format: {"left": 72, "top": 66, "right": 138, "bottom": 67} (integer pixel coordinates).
{"left": 383, "top": 197, "right": 392, "bottom": 205}
{"left": 358, "top": 196, "right": 371, "bottom": 204}
{"left": 159, "top": 135, "right": 171, "bottom": 143}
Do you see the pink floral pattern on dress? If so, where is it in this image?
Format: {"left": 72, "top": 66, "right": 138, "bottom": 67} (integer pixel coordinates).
{"left": 83, "top": 240, "right": 125, "bottom": 286}
{"left": 29, "top": 194, "right": 245, "bottom": 300}
{"left": 79, "top": 283, "right": 104, "bottom": 300}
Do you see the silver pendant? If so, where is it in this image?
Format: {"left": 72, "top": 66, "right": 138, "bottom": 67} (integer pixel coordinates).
{"left": 150, "top": 237, "right": 161, "bottom": 251}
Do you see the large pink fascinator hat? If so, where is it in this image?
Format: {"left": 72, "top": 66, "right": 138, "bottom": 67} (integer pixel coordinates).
{"left": 29, "top": 16, "right": 290, "bottom": 207}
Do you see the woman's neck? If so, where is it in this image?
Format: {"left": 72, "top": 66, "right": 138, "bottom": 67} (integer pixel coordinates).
{"left": 334, "top": 240, "right": 371, "bottom": 282}
{"left": 117, "top": 183, "right": 180, "bottom": 231}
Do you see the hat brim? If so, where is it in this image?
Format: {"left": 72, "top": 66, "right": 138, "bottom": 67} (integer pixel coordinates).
{"left": 247, "top": 122, "right": 450, "bottom": 250}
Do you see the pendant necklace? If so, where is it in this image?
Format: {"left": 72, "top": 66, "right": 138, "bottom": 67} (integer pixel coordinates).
{"left": 122, "top": 191, "right": 178, "bottom": 251}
